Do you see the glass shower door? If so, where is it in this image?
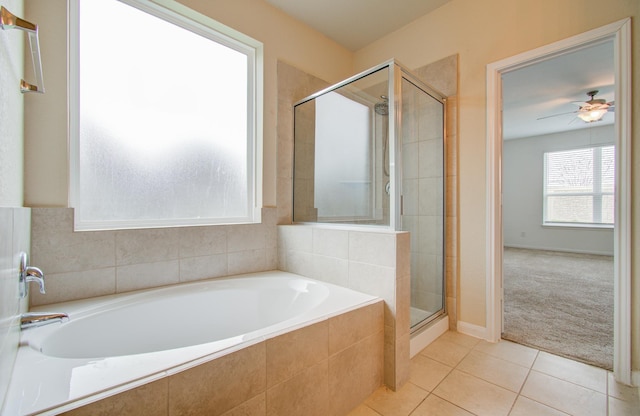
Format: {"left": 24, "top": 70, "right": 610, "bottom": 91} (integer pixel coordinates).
{"left": 399, "top": 76, "right": 446, "bottom": 332}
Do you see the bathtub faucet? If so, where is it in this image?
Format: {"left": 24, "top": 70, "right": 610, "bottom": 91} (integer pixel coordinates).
{"left": 18, "top": 252, "right": 46, "bottom": 298}
{"left": 20, "top": 312, "right": 69, "bottom": 330}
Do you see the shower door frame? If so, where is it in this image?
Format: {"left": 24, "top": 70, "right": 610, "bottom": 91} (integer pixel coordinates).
{"left": 392, "top": 64, "right": 448, "bottom": 334}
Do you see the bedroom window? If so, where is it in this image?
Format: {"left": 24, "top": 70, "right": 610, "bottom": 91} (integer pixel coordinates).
{"left": 543, "top": 145, "right": 615, "bottom": 227}
{"left": 70, "top": 0, "right": 262, "bottom": 230}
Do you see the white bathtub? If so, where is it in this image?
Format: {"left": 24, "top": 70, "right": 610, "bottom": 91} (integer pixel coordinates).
{"left": 4, "top": 270, "right": 379, "bottom": 415}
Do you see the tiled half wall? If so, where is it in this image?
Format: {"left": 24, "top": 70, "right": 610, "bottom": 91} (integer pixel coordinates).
{"left": 278, "top": 225, "right": 410, "bottom": 390}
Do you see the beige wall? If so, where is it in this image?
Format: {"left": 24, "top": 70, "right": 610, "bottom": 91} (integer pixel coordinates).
{"left": 353, "top": 0, "right": 639, "bottom": 368}
{"left": 23, "top": 0, "right": 355, "bottom": 208}
{"left": 0, "top": 0, "right": 25, "bottom": 207}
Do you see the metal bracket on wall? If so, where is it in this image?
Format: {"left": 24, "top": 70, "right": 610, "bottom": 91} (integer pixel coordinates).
{"left": 0, "top": 6, "right": 45, "bottom": 93}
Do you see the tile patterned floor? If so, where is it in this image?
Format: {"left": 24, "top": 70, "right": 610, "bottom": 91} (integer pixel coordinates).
{"left": 349, "top": 331, "right": 640, "bottom": 416}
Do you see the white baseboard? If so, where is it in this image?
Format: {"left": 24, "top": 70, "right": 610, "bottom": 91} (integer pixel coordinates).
{"left": 410, "top": 315, "right": 449, "bottom": 358}
{"left": 503, "top": 244, "right": 613, "bottom": 257}
{"left": 456, "top": 321, "right": 488, "bottom": 340}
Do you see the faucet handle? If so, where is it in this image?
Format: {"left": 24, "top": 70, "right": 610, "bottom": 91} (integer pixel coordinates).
{"left": 18, "top": 252, "right": 46, "bottom": 297}
{"left": 25, "top": 266, "right": 45, "bottom": 294}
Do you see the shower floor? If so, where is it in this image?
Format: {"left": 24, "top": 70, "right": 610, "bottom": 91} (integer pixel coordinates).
{"left": 410, "top": 306, "right": 436, "bottom": 328}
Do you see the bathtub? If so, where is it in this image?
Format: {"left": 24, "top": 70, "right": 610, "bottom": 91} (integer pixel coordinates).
{"left": 3, "top": 270, "right": 382, "bottom": 415}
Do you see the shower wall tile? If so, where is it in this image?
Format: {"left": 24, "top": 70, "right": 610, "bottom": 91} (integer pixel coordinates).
{"left": 30, "top": 207, "right": 279, "bottom": 306}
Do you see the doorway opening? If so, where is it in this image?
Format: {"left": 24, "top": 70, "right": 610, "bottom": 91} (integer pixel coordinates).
{"left": 486, "top": 19, "right": 632, "bottom": 384}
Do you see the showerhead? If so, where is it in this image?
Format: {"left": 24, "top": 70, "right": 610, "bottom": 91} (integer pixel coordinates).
{"left": 374, "top": 95, "right": 389, "bottom": 116}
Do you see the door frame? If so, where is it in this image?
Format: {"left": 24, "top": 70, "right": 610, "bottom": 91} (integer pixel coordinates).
{"left": 485, "top": 18, "right": 632, "bottom": 384}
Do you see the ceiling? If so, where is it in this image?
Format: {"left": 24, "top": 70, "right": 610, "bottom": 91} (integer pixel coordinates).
{"left": 265, "top": 0, "right": 451, "bottom": 51}
{"left": 266, "top": 1, "right": 615, "bottom": 140}
{"left": 502, "top": 41, "right": 615, "bottom": 140}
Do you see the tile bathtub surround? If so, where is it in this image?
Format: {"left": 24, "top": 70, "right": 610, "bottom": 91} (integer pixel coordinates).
{"left": 60, "top": 300, "right": 384, "bottom": 416}
{"left": 0, "top": 208, "right": 30, "bottom": 411}
{"left": 278, "top": 225, "right": 410, "bottom": 390}
{"left": 349, "top": 331, "right": 640, "bottom": 416}
{"left": 29, "top": 207, "right": 278, "bottom": 306}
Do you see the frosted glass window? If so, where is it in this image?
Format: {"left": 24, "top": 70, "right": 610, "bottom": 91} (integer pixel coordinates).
{"left": 543, "top": 145, "right": 615, "bottom": 226}
{"left": 71, "top": 0, "right": 261, "bottom": 230}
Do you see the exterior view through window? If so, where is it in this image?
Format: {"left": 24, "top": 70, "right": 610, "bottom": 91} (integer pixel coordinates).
{"left": 71, "top": 0, "right": 261, "bottom": 230}
{"left": 543, "top": 145, "right": 615, "bottom": 226}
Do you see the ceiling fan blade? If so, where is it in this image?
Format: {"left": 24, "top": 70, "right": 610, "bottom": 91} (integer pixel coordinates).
{"left": 536, "top": 110, "right": 578, "bottom": 120}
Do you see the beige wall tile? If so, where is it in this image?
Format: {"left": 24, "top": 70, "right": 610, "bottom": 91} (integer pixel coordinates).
{"left": 116, "top": 260, "right": 179, "bottom": 293}
{"left": 228, "top": 249, "right": 267, "bottom": 275}
{"left": 266, "top": 360, "right": 329, "bottom": 416}
{"left": 266, "top": 321, "right": 328, "bottom": 387}
{"left": 312, "top": 254, "right": 348, "bottom": 286}
{"left": 227, "top": 224, "right": 266, "bottom": 252}
{"left": 180, "top": 254, "right": 228, "bottom": 282}
{"left": 31, "top": 208, "right": 116, "bottom": 274}
{"left": 219, "top": 393, "right": 266, "bottom": 416}
{"left": 313, "top": 228, "right": 348, "bottom": 258}
{"left": 30, "top": 268, "right": 116, "bottom": 306}
{"left": 349, "top": 231, "right": 396, "bottom": 267}
{"left": 329, "top": 301, "right": 382, "bottom": 355}
{"left": 178, "top": 226, "right": 226, "bottom": 258}
{"left": 329, "top": 332, "right": 384, "bottom": 416}
{"left": 116, "top": 228, "right": 180, "bottom": 266}
{"left": 61, "top": 379, "right": 169, "bottom": 416}
{"left": 168, "top": 342, "right": 266, "bottom": 416}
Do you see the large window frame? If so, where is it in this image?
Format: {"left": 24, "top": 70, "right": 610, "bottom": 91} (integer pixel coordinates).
{"left": 543, "top": 144, "right": 615, "bottom": 228}
{"left": 69, "top": 0, "right": 263, "bottom": 231}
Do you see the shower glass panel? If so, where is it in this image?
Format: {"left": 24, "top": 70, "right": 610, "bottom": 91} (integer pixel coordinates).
{"left": 400, "top": 77, "right": 445, "bottom": 331}
{"left": 293, "top": 60, "right": 446, "bottom": 332}
{"left": 293, "top": 68, "right": 390, "bottom": 225}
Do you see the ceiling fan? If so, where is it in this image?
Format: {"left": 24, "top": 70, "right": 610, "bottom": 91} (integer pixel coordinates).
{"left": 538, "top": 90, "right": 615, "bottom": 123}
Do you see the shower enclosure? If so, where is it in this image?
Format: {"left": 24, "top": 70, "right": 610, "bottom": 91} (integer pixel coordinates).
{"left": 293, "top": 60, "right": 446, "bottom": 333}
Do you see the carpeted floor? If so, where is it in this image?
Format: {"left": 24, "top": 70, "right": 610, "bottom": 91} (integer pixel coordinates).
{"left": 502, "top": 247, "right": 614, "bottom": 370}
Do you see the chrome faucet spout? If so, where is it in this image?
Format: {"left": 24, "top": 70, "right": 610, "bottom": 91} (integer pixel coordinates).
{"left": 21, "top": 312, "right": 69, "bottom": 330}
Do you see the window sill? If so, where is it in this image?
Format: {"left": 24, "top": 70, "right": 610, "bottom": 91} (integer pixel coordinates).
{"left": 542, "top": 222, "right": 614, "bottom": 230}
